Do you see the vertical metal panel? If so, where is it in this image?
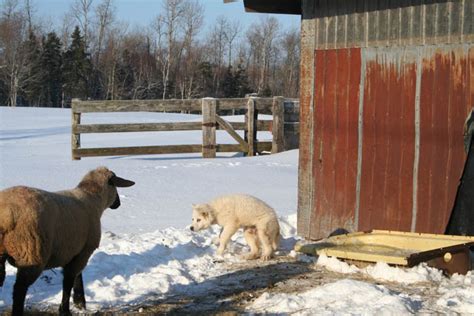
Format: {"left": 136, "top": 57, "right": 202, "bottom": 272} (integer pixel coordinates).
{"left": 358, "top": 48, "right": 416, "bottom": 232}
{"left": 310, "top": 48, "right": 361, "bottom": 238}
{"left": 416, "top": 46, "right": 473, "bottom": 233}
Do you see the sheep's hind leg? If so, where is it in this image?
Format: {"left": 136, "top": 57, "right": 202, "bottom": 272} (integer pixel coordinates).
{"left": 72, "top": 273, "right": 86, "bottom": 310}
{"left": 0, "top": 253, "right": 7, "bottom": 286}
{"left": 12, "top": 266, "right": 42, "bottom": 316}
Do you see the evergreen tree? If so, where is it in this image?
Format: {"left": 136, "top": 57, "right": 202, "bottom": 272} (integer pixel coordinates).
{"left": 21, "top": 31, "right": 44, "bottom": 106}
{"left": 222, "top": 65, "right": 237, "bottom": 98}
{"left": 63, "top": 26, "right": 92, "bottom": 100}
{"left": 197, "top": 61, "right": 213, "bottom": 98}
{"left": 234, "top": 63, "right": 251, "bottom": 97}
{"left": 41, "top": 32, "right": 63, "bottom": 107}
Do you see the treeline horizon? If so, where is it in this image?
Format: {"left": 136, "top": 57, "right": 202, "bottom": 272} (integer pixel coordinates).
{"left": 0, "top": 0, "right": 300, "bottom": 108}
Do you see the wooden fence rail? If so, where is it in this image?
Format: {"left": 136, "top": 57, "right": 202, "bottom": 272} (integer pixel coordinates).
{"left": 71, "top": 97, "right": 299, "bottom": 160}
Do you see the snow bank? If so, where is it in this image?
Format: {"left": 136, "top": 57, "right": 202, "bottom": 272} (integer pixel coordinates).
{"left": 249, "top": 279, "right": 420, "bottom": 315}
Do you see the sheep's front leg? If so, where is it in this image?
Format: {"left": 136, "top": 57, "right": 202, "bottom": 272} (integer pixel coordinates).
{"left": 216, "top": 225, "right": 238, "bottom": 256}
{"left": 12, "top": 267, "right": 42, "bottom": 316}
{"left": 60, "top": 253, "right": 92, "bottom": 315}
{"left": 73, "top": 273, "right": 86, "bottom": 310}
{"left": 59, "top": 267, "right": 76, "bottom": 316}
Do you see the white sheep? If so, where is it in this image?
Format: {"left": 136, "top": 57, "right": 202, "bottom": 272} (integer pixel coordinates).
{"left": 0, "top": 167, "right": 134, "bottom": 316}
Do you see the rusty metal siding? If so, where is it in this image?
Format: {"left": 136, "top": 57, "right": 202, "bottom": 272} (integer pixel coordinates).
{"left": 311, "top": 0, "right": 474, "bottom": 49}
{"left": 309, "top": 49, "right": 361, "bottom": 238}
{"left": 358, "top": 48, "right": 417, "bottom": 232}
{"left": 300, "top": 45, "right": 473, "bottom": 239}
{"left": 416, "top": 46, "right": 473, "bottom": 233}
{"left": 298, "top": 0, "right": 474, "bottom": 239}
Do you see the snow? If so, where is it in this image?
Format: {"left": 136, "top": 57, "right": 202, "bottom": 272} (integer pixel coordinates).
{"left": 249, "top": 279, "right": 420, "bottom": 315}
{"left": 0, "top": 107, "right": 473, "bottom": 314}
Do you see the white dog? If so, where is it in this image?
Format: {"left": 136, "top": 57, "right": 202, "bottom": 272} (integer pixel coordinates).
{"left": 190, "top": 194, "right": 280, "bottom": 260}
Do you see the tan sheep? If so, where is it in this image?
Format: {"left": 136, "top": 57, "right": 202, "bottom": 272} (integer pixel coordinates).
{"left": 0, "top": 167, "right": 134, "bottom": 316}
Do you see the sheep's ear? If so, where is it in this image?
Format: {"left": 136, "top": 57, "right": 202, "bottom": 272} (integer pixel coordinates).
{"left": 109, "top": 175, "right": 135, "bottom": 187}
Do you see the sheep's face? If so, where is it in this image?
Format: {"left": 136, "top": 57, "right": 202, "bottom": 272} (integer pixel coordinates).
{"left": 79, "top": 167, "right": 134, "bottom": 211}
{"left": 107, "top": 171, "right": 135, "bottom": 209}
{"left": 190, "top": 204, "right": 214, "bottom": 232}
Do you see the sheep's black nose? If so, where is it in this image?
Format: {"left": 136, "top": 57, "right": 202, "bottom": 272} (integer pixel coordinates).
{"left": 190, "top": 226, "right": 194, "bottom": 231}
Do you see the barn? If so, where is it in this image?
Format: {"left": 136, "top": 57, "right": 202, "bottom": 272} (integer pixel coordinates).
{"left": 241, "top": 0, "right": 474, "bottom": 240}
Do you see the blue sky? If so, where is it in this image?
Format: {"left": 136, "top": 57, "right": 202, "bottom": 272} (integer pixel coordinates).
{"left": 35, "top": 0, "right": 301, "bottom": 32}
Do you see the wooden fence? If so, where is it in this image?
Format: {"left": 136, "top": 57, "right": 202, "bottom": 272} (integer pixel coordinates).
{"left": 71, "top": 97, "right": 299, "bottom": 160}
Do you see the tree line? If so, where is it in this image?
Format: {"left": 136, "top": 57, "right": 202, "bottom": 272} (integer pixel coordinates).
{"left": 0, "top": 0, "right": 300, "bottom": 107}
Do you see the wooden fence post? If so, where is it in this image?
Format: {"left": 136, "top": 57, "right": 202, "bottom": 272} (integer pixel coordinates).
{"left": 71, "top": 98, "right": 81, "bottom": 160}
{"left": 246, "top": 97, "right": 257, "bottom": 156}
{"left": 272, "top": 96, "right": 285, "bottom": 154}
{"left": 202, "top": 98, "right": 217, "bottom": 158}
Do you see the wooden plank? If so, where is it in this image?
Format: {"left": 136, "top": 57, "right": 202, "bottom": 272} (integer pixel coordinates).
{"left": 72, "top": 98, "right": 275, "bottom": 114}
{"left": 247, "top": 98, "right": 257, "bottom": 156}
{"left": 202, "top": 98, "right": 217, "bottom": 158}
{"left": 74, "top": 122, "right": 203, "bottom": 133}
{"left": 219, "top": 142, "right": 272, "bottom": 153}
{"left": 73, "top": 99, "right": 202, "bottom": 113}
{"left": 272, "top": 96, "right": 285, "bottom": 153}
{"left": 74, "top": 145, "right": 203, "bottom": 157}
{"left": 73, "top": 142, "right": 273, "bottom": 158}
{"left": 71, "top": 99, "right": 81, "bottom": 160}
{"left": 215, "top": 115, "right": 249, "bottom": 152}
{"left": 75, "top": 121, "right": 272, "bottom": 134}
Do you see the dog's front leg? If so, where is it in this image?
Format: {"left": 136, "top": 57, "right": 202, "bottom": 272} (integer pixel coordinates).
{"left": 216, "top": 225, "right": 238, "bottom": 256}
{"left": 212, "top": 227, "right": 223, "bottom": 246}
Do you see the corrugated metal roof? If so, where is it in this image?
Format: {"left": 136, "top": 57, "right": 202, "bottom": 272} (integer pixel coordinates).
{"left": 243, "top": 0, "right": 301, "bottom": 15}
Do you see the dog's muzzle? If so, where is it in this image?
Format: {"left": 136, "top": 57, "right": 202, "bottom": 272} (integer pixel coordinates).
{"left": 190, "top": 226, "right": 194, "bottom": 231}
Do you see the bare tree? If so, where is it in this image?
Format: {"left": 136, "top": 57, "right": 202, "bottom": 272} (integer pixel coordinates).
{"left": 280, "top": 27, "right": 300, "bottom": 97}
{"left": 70, "top": 0, "right": 94, "bottom": 49}
{"left": 246, "top": 17, "right": 280, "bottom": 94}
{"left": 176, "top": 0, "right": 203, "bottom": 99}
{"left": 224, "top": 20, "right": 240, "bottom": 67}
{"left": 93, "top": 0, "right": 114, "bottom": 65}
{"left": 153, "top": 0, "right": 188, "bottom": 99}
{"left": 0, "top": 0, "right": 27, "bottom": 106}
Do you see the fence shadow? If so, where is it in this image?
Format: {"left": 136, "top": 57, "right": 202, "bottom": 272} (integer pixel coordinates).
{"left": 121, "top": 260, "right": 312, "bottom": 315}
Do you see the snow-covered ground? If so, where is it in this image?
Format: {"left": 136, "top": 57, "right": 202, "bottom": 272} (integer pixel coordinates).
{"left": 0, "top": 107, "right": 473, "bottom": 314}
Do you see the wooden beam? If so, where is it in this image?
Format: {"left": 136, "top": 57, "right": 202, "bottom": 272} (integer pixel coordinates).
{"left": 74, "top": 122, "right": 203, "bottom": 133}
{"left": 215, "top": 115, "right": 249, "bottom": 152}
{"left": 247, "top": 98, "right": 257, "bottom": 156}
{"left": 73, "top": 145, "right": 203, "bottom": 157}
{"left": 72, "top": 99, "right": 202, "bottom": 113}
{"left": 72, "top": 142, "right": 273, "bottom": 158}
{"left": 202, "top": 98, "right": 217, "bottom": 158}
{"left": 272, "top": 96, "right": 285, "bottom": 153}
{"left": 71, "top": 99, "right": 81, "bottom": 160}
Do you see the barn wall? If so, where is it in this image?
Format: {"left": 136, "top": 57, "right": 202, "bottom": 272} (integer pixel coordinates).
{"left": 297, "top": 0, "right": 474, "bottom": 239}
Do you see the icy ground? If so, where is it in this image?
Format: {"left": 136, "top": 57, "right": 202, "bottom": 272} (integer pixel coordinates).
{"left": 0, "top": 107, "right": 473, "bottom": 314}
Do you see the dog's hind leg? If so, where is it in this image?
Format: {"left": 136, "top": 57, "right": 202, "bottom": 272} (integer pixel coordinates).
{"left": 243, "top": 227, "right": 260, "bottom": 260}
{"left": 257, "top": 228, "right": 274, "bottom": 261}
